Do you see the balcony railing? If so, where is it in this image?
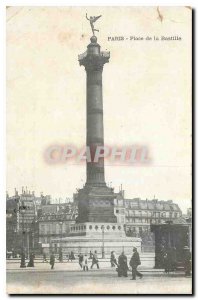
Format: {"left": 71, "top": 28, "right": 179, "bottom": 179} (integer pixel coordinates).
{"left": 78, "top": 51, "right": 87, "bottom": 61}
{"left": 78, "top": 50, "right": 110, "bottom": 61}
{"left": 100, "top": 51, "right": 110, "bottom": 58}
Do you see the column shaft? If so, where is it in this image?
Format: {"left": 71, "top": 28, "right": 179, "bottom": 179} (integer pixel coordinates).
{"left": 86, "top": 69, "right": 105, "bottom": 185}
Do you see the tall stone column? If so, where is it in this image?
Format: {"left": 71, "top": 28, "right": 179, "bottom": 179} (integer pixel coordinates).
{"left": 77, "top": 36, "right": 117, "bottom": 223}
{"left": 79, "top": 36, "right": 110, "bottom": 186}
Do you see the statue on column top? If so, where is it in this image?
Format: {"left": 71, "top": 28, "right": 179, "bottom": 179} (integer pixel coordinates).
{"left": 86, "top": 13, "right": 102, "bottom": 36}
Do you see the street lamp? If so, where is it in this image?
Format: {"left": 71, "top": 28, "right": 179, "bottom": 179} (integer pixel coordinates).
{"left": 101, "top": 225, "right": 105, "bottom": 259}
{"left": 59, "top": 221, "right": 63, "bottom": 262}
{"left": 20, "top": 202, "right": 26, "bottom": 268}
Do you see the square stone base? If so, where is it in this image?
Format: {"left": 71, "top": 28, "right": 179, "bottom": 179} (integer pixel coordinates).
{"left": 51, "top": 222, "right": 142, "bottom": 256}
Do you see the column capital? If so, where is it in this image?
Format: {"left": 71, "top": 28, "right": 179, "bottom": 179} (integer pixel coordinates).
{"left": 78, "top": 38, "right": 110, "bottom": 72}
{"left": 79, "top": 53, "right": 110, "bottom": 72}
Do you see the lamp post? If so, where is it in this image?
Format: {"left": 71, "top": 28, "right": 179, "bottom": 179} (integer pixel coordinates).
{"left": 20, "top": 202, "right": 26, "bottom": 268}
{"left": 26, "top": 228, "right": 30, "bottom": 259}
{"left": 59, "top": 221, "right": 63, "bottom": 262}
{"left": 101, "top": 225, "right": 105, "bottom": 259}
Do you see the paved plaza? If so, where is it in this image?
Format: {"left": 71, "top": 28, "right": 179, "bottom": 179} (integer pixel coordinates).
{"left": 7, "top": 260, "right": 192, "bottom": 294}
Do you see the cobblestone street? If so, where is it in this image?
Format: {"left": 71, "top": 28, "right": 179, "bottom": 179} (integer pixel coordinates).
{"left": 7, "top": 261, "right": 192, "bottom": 294}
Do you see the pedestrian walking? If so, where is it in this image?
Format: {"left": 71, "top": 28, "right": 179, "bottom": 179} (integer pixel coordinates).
{"left": 117, "top": 251, "right": 128, "bottom": 277}
{"left": 159, "top": 244, "right": 166, "bottom": 268}
{"left": 43, "top": 252, "right": 48, "bottom": 262}
{"left": 67, "top": 252, "right": 72, "bottom": 262}
{"left": 20, "top": 252, "right": 26, "bottom": 268}
{"left": 129, "top": 247, "right": 143, "bottom": 280}
{"left": 164, "top": 247, "right": 172, "bottom": 274}
{"left": 170, "top": 247, "right": 177, "bottom": 271}
{"left": 78, "top": 253, "right": 83, "bottom": 268}
{"left": 59, "top": 249, "right": 63, "bottom": 262}
{"left": 91, "top": 250, "right": 99, "bottom": 269}
{"left": 71, "top": 251, "right": 75, "bottom": 260}
{"left": 50, "top": 252, "right": 55, "bottom": 270}
{"left": 183, "top": 246, "right": 191, "bottom": 277}
{"left": 110, "top": 251, "right": 118, "bottom": 267}
{"left": 27, "top": 252, "right": 35, "bottom": 267}
{"left": 82, "top": 254, "right": 89, "bottom": 271}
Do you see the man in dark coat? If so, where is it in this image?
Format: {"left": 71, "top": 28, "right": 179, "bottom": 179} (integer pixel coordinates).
{"left": 70, "top": 251, "right": 75, "bottom": 260}
{"left": 91, "top": 251, "right": 99, "bottom": 269}
{"left": 50, "top": 252, "right": 55, "bottom": 270}
{"left": 78, "top": 253, "right": 83, "bottom": 268}
{"left": 170, "top": 247, "right": 177, "bottom": 271}
{"left": 164, "top": 247, "right": 172, "bottom": 273}
{"left": 59, "top": 248, "right": 63, "bottom": 262}
{"left": 27, "top": 252, "right": 35, "bottom": 267}
{"left": 129, "top": 247, "right": 143, "bottom": 280}
{"left": 20, "top": 251, "right": 26, "bottom": 268}
{"left": 117, "top": 252, "right": 128, "bottom": 277}
{"left": 183, "top": 246, "right": 191, "bottom": 277}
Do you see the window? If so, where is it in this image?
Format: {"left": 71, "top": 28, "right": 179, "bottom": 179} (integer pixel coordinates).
{"left": 120, "top": 216, "right": 125, "bottom": 223}
{"left": 129, "top": 210, "right": 133, "bottom": 217}
{"left": 52, "top": 223, "right": 56, "bottom": 234}
{"left": 40, "top": 224, "right": 45, "bottom": 234}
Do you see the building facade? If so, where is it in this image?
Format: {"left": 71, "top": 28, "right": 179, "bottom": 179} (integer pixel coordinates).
{"left": 114, "top": 197, "right": 182, "bottom": 251}
{"left": 38, "top": 203, "right": 77, "bottom": 253}
{"left": 7, "top": 188, "right": 183, "bottom": 255}
{"left": 124, "top": 198, "right": 182, "bottom": 236}
{"left": 6, "top": 188, "right": 51, "bottom": 255}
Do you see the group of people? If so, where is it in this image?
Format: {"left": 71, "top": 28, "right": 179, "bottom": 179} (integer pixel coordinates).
{"left": 112, "top": 248, "right": 143, "bottom": 280}
{"left": 20, "top": 247, "right": 142, "bottom": 280}
{"left": 78, "top": 247, "right": 143, "bottom": 280}
{"left": 78, "top": 250, "right": 99, "bottom": 271}
{"left": 67, "top": 251, "right": 75, "bottom": 262}
{"left": 49, "top": 252, "right": 75, "bottom": 269}
{"left": 20, "top": 252, "right": 35, "bottom": 268}
{"left": 19, "top": 246, "right": 191, "bottom": 278}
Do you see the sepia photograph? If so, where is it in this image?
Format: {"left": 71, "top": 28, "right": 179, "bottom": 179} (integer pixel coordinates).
{"left": 6, "top": 5, "right": 192, "bottom": 295}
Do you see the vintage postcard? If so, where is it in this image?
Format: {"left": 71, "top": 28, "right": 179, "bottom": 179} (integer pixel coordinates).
{"left": 6, "top": 6, "right": 192, "bottom": 294}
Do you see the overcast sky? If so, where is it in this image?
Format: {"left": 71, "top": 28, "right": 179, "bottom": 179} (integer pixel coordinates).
{"left": 7, "top": 7, "right": 192, "bottom": 213}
